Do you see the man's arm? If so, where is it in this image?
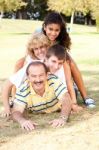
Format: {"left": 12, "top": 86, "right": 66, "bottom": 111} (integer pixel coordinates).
{"left": 11, "top": 104, "right": 37, "bottom": 131}
{"left": 49, "top": 92, "right": 71, "bottom": 127}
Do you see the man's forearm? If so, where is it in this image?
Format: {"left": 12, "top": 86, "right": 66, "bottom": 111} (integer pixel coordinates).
{"left": 12, "top": 111, "right": 26, "bottom": 124}
{"left": 12, "top": 110, "right": 37, "bottom": 131}
{"left": 60, "top": 93, "right": 71, "bottom": 121}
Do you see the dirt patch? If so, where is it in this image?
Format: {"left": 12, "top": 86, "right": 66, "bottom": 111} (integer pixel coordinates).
{"left": 0, "top": 112, "right": 99, "bottom": 150}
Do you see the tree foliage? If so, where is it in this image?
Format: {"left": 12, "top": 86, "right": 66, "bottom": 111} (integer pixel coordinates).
{"left": 0, "top": 0, "right": 27, "bottom": 13}
{"left": 47, "top": 0, "right": 99, "bottom": 31}
{"left": 90, "top": 0, "right": 99, "bottom": 31}
{"left": 47, "top": 0, "right": 91, "bottom": 31}
{"left": 47, "top": 0, "right": 90, "bottom": 16}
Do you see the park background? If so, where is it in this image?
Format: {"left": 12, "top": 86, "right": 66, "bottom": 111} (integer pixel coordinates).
{"left": 0, "top": 0, "right": 99, "bottom": 150}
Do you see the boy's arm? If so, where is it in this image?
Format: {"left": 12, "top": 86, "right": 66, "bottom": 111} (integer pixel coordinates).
{"left": 63, "top": 61, "right": 83, "bottom": 112}
{"left": 2, "top": 80, "right": 13, "bottom": 117}
{"left": 63, "top": 61, "right": 77, "bottom": 104}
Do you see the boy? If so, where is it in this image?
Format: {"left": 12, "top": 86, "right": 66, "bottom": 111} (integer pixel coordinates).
{"left": 45, "top": 44, "right": 83, "bottom": 112}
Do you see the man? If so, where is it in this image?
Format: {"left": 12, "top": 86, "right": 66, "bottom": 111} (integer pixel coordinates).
{"left": 11, "top": 61, "right": 71, "bottom": 131}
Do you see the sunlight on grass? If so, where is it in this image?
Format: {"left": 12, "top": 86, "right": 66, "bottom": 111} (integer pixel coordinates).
{"left": 0, "top": 19, "right": 42, "bottom": 34}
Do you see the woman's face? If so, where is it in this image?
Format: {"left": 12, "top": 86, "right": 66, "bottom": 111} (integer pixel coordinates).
{"left": 33, "top": 44, "right": 48, "bottom": 60}
{"left": 44, "top": 23, "right": 61, "bottom": 42}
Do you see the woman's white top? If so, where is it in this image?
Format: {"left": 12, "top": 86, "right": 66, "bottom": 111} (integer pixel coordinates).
{"left": 9, "top": 55, "right": 35, "bottom": 88}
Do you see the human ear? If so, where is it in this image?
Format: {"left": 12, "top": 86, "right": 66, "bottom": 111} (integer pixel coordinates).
{"left": 43, "top": 24, "right": 46, "bottom": 31}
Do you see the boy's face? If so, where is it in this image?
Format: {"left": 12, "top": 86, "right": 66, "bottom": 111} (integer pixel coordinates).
{"left": 46, "top": 55, "right": 64, "bottom": 73}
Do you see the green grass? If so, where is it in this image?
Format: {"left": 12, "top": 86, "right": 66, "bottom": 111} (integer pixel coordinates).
{"left": 0, "top": 19, "right": 99, "bottom": 149}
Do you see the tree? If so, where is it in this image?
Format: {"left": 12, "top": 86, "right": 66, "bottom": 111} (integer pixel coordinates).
{"left": 0, "top": 0, "right": 27, "bottom": 19}
{"left": 47, "top": 0, "right": 97, "bottom": 31}
{"left": 90, "top": 0, "right": 99, "bottom": 32}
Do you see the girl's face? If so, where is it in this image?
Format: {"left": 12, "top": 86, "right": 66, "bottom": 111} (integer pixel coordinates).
{"left": 44, "top": 23, "right": 61, "bottom": 42}
{"left": 33, "top": 44, "right": 47, "bottom": 60}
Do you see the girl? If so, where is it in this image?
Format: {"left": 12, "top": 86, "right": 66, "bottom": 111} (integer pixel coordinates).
{"left": 42, "top": 11, "right": 95, "bottom": 108}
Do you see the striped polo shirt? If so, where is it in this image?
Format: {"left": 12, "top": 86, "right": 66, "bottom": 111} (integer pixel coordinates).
{"left": 14, "top": 74, "right": 68, "bottom": 113}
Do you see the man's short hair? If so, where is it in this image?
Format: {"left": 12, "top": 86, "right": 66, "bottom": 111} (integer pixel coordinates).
{"left": 46, "top": 44, "right": 66, "bottom": 61}
{"left": 26, "top": 61, "right": 49, "bottom": 76}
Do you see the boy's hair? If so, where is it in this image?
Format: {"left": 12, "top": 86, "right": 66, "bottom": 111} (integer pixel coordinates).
{"left": 46, "top": 44, "right": 66, "bottom": 62}
{"left": 42, "top": 11, "right": 71, "bottom": 50}
{"left": 26, "top": 61, "right": 49, "bottom": 76}
{"left": 27, "top": 32, "right": 50, "bottom": 58}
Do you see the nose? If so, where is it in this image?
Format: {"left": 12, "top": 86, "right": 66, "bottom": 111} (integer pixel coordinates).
{"left": 54, "top": 64, "right": 59, "bottom": 70}
{"left": 35, "top": 76, "right": 41, "bottom": 82}
{"left": 52, "top": 31, "right": 56, "bottom": 36}
{"left": 37, "top": 48, "right": 42, "bottom": 54}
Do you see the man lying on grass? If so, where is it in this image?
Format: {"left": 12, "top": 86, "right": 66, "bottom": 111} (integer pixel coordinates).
{"left": 11, "top": 61, "right": 71, "bottom": 131}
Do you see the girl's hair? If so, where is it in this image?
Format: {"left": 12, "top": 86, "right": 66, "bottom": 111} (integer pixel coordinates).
{"left": 27, "top": 32, "right": 50, "bottom": 58}
{"left": 42, "top": 11, "right": 71, "bottom": 51}
{"left": 46, "top": 44, "right": 66, "bottom": 62}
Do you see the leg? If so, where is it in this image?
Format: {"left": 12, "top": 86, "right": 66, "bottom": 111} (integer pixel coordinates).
{"left": 67, "top": 55, "right": 87, "bottom": 101}
{"left": 71, "top": 62, "right": 87, "bottom": 100}
{"left": 68, "top": 57, "right": 95, "bottom": 108}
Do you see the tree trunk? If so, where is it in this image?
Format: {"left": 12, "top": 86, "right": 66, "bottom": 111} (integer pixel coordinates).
{"left": 0, "top": 11, "right": 3, "bottom": 27}
{"left": 0, "top": 11, "right": 3, "bottom": 19}
{"left": 70, "top": 11, "right": 74, "bottom": 32}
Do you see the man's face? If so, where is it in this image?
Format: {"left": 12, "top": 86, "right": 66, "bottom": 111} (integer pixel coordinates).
{"left": 46, "top": 55, "right": 64, "bottom": 73}
{"left": 27, "top": 65, "right": 47, "bottom": 95}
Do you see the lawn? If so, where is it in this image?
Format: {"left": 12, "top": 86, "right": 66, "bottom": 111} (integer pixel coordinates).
{"left": 0, "top": 19, "right": 99, "bottom": 150}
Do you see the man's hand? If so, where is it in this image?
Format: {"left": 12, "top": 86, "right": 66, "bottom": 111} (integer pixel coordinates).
{"left": 49, "top": 118, "right": 66, "bottom": 128}
{"left": 20, "top": 119, "right": 38, "bottom": 131}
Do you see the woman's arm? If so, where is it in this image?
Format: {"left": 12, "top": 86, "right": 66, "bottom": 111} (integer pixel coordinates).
{"left": 14, "top": 57, "right": 26, "bottom": 73}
